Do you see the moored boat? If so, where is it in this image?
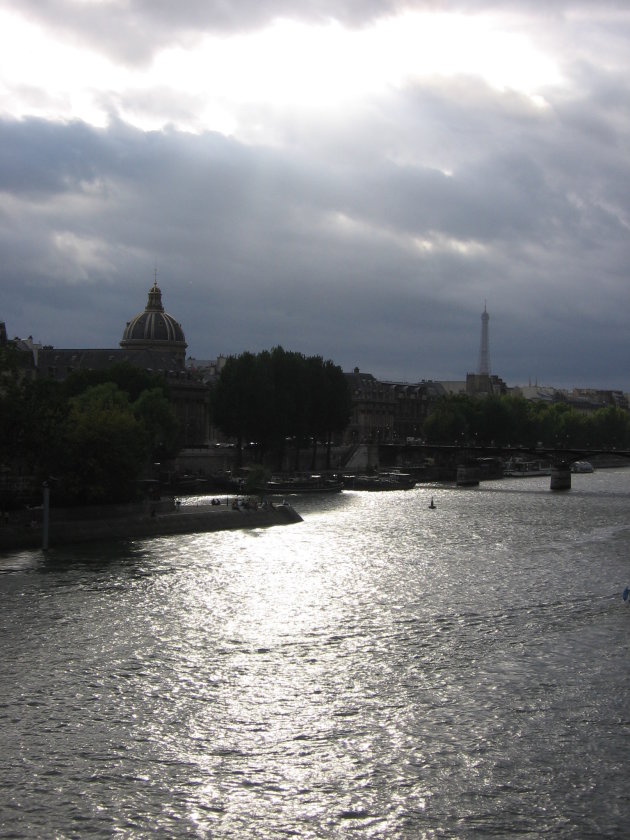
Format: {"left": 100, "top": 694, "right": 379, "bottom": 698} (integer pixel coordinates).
{"left": 266, "top": 474, "right": 344, "bottom": 494}
{"left": 503, "top": 458, "right": 551, "bottom": 477}
{"left": 343, "top": 471, "right": 417, "bottom": 490}
{"left": 208, "top": 471, "right": 344, "bottom": 494}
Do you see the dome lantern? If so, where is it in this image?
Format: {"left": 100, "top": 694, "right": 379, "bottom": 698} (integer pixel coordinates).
{"left": 146, "top": 281, "right": 165, "bottom": 311}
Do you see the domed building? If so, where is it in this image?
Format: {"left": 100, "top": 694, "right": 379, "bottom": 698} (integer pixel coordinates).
{"left": 19, "top": 278, "right": 211, "bottom": 448}
{"left": 120, "top": 281, "right": 187, "bottom": 363}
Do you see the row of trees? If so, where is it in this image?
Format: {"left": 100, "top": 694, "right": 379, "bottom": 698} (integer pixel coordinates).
{"left": 423, "top": 394, "right": 630, "bottom": 450}
{"left": 0, "top": 351, "right": 179, "bottom": 506}
{"left": 211, "top": 346, "right": 352, "bottom": 469}
{"left": 0, "top": 343, "right": 352, "bottom": 506}
{"left": 3, "top": 338, "right": 629, "bottom": 505}
{"left": 0, "top": 346, "right": 351, "bottom": 506}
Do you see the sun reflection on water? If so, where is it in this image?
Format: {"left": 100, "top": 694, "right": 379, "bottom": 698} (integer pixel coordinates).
{"left": 4, "top": 474, "right": 630, "bottom": 836}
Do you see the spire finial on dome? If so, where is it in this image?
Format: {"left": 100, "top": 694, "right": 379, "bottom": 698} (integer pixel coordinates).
{"left": 147, "top": 273, "right": 164, "bottom": 311}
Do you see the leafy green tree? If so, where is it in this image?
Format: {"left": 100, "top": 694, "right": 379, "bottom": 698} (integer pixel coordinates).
{"left": 557, "top": 409, "right": 591, "bottom": 449}
{"left": 311, "top": 358, "right": 352, "bottom": 468}
{"left": 59, "top": 383, "right": 149, "bottom": 504}
{"left": 63, "top": 363, "right": 169, "bottom": 402}
{"left": 0, "top": 354, "right": 181, "bottom": 506}
{"left": 18, "top": 379, "right": 69, "bottom": 479}
{"left": 269, "top": 347, "right": 312, "bottom": 470}
{"left": 210, "top": 351, "right": 260, "bottom": 464}
{"left": 133, "top": 387, "right": 180, "bottom": 460}
{"left": 210, "top": 347, "right": 351, "bottom": 468}
{"left": 424, "top": 396, "right": 470, "bottom": 444}
{"left": 503, "top": 396, "right": 537, "bottom": 447}
{"left": 423, "top": 393, "right": 630, "bottom": 453}
{"left": 589, "top": 406, "right": 630, "bottom": 449}
{"left": 0, "top": 350, "right": 31, "bottom": 468}
{"left": 533, "top": 402, "right": 571, "bottom": 448}
{"left": 477, "top": 396, "right": 512, "bottom": 445}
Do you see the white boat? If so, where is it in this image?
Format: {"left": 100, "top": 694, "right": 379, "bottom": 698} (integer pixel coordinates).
{"left": 503, "top": 458, "right": 551, "bottom": 477}
{"left": 571, "top": 460, "right": 594, "bottom": 473}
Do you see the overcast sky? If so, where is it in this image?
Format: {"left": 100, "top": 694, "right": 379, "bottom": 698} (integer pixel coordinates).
{"left": 1, "top": 1, "right": 629, "bottom": 390}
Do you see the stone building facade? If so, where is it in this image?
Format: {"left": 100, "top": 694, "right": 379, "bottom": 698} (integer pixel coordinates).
{"left": 4, "top": 282, "right": 211, "bottom": 448}
{"left": 343, "top": 368, "right": 447, "bottom": 444}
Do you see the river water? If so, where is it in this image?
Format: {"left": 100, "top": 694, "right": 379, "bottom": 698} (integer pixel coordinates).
{"left": 1, "top": 468, "right": 629, "bottom": 838}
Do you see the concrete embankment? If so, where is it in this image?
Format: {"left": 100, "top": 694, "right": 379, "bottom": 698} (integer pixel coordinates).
{"left": 0, "top": 502, "right": 303, "bottom": 552}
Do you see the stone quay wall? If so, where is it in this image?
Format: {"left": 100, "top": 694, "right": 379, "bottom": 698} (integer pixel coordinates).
{"left": 0, "top": 501, "right": 302, "bottom": 552}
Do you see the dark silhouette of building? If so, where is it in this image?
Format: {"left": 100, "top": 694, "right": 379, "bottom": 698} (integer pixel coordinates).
{"left": 344, "top": 368, "right": 446, "bottom": 443}
{"left": 5, "top": 281, "right": 210, "bottom": 447}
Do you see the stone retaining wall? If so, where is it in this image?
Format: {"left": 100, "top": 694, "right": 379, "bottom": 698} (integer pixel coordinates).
{"left": 0, "top": 503, "right": 302, "bottom": 552}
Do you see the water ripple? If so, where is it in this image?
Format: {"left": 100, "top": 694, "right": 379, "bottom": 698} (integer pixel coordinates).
{"left": 1, "top": 472, "right": 630, "bottom": 836}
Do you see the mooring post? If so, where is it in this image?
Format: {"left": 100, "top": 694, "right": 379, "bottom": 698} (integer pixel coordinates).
{"left": 42, "top": 481, "right": 50, "bottom": 550}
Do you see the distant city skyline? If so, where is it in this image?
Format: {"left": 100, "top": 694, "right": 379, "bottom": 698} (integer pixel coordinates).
{"left": 6, "top": 292, "right": 627, "bottom": 398}
{"left": 1, "top": 2, "right": 628, "bottom": 391}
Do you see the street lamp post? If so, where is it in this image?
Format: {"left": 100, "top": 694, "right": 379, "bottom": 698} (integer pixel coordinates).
{"left": 42, "top": 481, "right": 50, "bottom": 551}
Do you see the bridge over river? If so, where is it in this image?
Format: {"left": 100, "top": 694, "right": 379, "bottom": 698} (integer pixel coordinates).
{"left": 373, "top": 443, "right": 630, "bottom": 490}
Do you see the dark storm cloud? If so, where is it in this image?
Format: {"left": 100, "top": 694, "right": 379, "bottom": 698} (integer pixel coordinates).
{"left": 0, "top": 114, "right": 480, "bottom": 372}
{"left": 1, "top": 1, "right": 629, "bottom": 388}
{"left": 1, "top": 83, "right": 628, "bottom": 389}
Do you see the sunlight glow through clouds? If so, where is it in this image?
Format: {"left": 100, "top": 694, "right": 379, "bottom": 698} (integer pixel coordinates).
{"left": 412, "top": 233, "right": 488, "bottom": 256}
{"left": 151, "top": 13, "right": 561, "bottom": 125}
{"left": 52, "top": 231, "right": 115, "bottom": 283}
{"left": 0, "top": 9, "right": 126, "bottom": 126}
{"left": 326, "top": 211, "right": 486, "bottom": 261}
{"left": 0, "top": 8, "right": 561, "bottom": 134}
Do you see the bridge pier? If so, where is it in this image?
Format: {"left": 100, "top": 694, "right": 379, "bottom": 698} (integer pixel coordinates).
{"left": 456, "top": 465, "right": 480, "bottom": 486}
{"left": 550, "top": 463, "right": 572, "bottom": 491}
